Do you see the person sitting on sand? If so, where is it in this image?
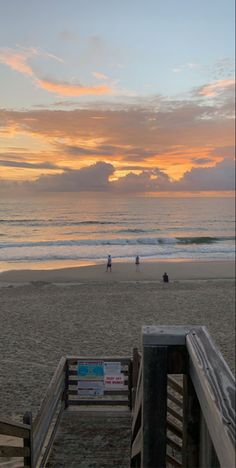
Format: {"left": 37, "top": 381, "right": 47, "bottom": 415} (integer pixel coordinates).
{"left": 106, "top": 254, "right": 112, "bottom": 272}
{"left": 135, "top": 255, "right": 140, "bottom": 272}
{"left": 163, "top": 272, "right": 169, "bottom": 283}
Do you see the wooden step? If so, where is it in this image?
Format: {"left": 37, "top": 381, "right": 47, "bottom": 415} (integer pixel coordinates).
{"left": 46, "top": 411, "right": 131, "bottom": 467}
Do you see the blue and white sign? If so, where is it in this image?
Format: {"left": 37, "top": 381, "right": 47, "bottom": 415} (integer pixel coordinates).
{"left": 77, "top": 360, "right": 104, "bottom": 380}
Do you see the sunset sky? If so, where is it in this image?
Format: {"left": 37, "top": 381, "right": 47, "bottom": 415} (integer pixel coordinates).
{"left": 0, "top": 0, "right": 235, "bottom": 194}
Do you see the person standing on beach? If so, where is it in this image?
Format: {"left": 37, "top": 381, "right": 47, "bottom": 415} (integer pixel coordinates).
{"left": 135, "top": 255, "right": 140, "bottom": 272}
{"left": 106, "top": 254, "right": 112, "bottom": 272}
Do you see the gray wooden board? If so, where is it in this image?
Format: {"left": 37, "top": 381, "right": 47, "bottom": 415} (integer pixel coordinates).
{"left": 0, "top": 445, "right": 29, "bottom": 457}
{"left": 142, "top": 325, "right": 200, "bottom": 346}
{"left": 0, "top": 419, "right": 30, "bottom": 438}
{"left": 186, "top": 327, "right": 235, "bottom": 467}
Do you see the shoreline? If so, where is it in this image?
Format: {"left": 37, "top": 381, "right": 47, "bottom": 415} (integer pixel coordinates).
{"left": 0, "top": 259, "right": 234, "bottom": 283}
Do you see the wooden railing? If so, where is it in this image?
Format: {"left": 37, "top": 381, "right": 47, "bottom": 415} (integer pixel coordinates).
{"left": 31, "top": 356, "right": 67, "bottom": 467}
{"left": 130, "top": 326, "right": 235, "bottom": 468}
{"left": 0, "top": 418, "right": 32, "bottom": 463}
{"left": 0, "top": 355, "right": 132, "bottom": 467}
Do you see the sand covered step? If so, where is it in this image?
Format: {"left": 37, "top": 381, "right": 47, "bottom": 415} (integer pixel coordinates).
{"left": 46, "top": 410, "right": 131, "bottom": 467}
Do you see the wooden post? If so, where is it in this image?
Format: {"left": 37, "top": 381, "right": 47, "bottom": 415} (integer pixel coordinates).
{"left": 132, "top": 347, "right": 140, "bottom": 408}
{"left": 182, "top": 373, "right": 201, "bottom": 467}
{"left": 23, "top": 411, "right": 33, "bottom": 467}
{"left": 128, "top": 358, "right": 133, "bottom": 410}
{"left": 141, "top": 326, "right": 190, "bottom": 468}
{"left": 64, "top": 358, "right": 69, "bottom": 409}
{"left": 142, "top": 345, "right": 168, "bottom": 468}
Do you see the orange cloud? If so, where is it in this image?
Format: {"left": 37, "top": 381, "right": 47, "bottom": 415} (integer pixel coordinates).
{"left": 36, "top": 78, "right": 114, "bottom": 96}
{"left": 199, "top": 79, "right": 235, "bottom": 97}
{"left": 0, "top": 46, "right": 115, "bottom": 97}
{"left": 0, "top": 47, "right": 36, "bottom": 76}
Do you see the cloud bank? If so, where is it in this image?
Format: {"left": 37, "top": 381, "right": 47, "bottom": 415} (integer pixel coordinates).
{"left": 0, "top": 158, "right": 234, "bottom": 194}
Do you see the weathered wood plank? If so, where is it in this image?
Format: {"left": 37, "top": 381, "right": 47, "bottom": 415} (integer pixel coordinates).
{"left": 142, "top": 345, "right": 168, "bottom": 468}
{"left": 33, "top": 372, "right": 65, "bottom": 433}
{"left": 0, "top": 445, "right": 30, "bottom": 457}
{"left": 167, "top": 406, "right": 183, "bottom": 423}
{"left": 136, "top": 359, "right": 143, "bottom": 396}
{"left": 132, "top": 348, "right": 141, "bottom": 389}
{"left": 186, "top": 327, "right": 235, "bottom": 468}
{"left": 131, "top": 427, "right": 142, "bottom": 458}
{"left": 38, "top": 404, "right": 64, "bottom": 468}
{"left": 167, "top": 392, "right": 183, "bottom": 409}
{"left": 166, "top": 436, "right": 182, "bottom": 453}
{"left": 132, "top": 348, "right": 141, "bottom": 409}
{"left": 131, "top": 382, "right": 142, "bottom": 434}
{"left": 33, "top": 390, "right": 64, "bottom": 463}
{"left": 67, "top": 399, "right": 128, "bottom": 406}
{"left": 199, "top": 413, "right": 220, "bottom": 468}
{"left": 0, "top": 419, "right": 30, "bottom": 438}
{"left": 167, "top": 419, "right": 183, "bottom": 439}
{"left": 142, "top": 325, "right": 195, "bottom": 346}
{"left": 47, "top": 411, "right": 131, "bottom": 467}
{"left": 166, "top": 453, "right": 182, "bottom": 467}
{"left": 168, "top": 376, "right": 184, "bottom": 396}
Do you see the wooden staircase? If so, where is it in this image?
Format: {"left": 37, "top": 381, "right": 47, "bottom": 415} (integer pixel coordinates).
{"left": 46, "top": 411, "right": 131, "bottom": 467}
{"left": 0, "top": 327, "right": 235, "bottom": 467}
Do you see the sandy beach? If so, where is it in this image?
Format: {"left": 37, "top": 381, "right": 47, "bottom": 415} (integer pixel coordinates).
{"left": 0, "top": 259, "right": 235, "bottom": 283}
{"left": 0, "top": 260, "right": 235, "bottom": 423}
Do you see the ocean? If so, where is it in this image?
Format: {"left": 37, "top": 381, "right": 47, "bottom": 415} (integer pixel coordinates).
{"left": 0, "top": 193, "right": 235, "bottom": 271}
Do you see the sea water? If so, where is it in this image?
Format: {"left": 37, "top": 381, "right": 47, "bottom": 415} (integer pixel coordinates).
{"left": 0, "top": 193, "right": 235, "bottom": 270}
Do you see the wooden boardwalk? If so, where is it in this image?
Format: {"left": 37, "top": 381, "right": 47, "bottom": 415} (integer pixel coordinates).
{"left": 0, "top": 327, "right": 235, "bottom": 467}
{"left": 46, "top": 410, "right": 131, "bottom": 467}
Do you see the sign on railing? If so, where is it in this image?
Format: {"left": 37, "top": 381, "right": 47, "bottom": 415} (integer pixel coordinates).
{"left": 77, "top": 358, "right": 126, "bottom": 398}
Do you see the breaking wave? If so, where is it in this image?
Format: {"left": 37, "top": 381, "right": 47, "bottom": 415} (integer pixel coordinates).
{"left": 0, "top": 236, "right": 235, "bottom": 250}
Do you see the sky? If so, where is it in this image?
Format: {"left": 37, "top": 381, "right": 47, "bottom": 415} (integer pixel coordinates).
{"left": 0, "top": 0, "right": 235, "bottom": 194}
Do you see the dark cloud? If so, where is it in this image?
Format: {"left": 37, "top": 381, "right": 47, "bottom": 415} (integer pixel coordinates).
{"left": 28, "top": 161, "right": 114, "bottom": 192}
{"left": 62, "top": 143, "right": 155, "bottom": 161}
{"left": 173, "top": 157, "right": 235, "bottom": 191}
{"left": 112, "top": 168, "right": 171, "bottom": 192}
{"left": 64, "top": 144, "right": 120, "bottom": 156}
{"left": 0, "top": 159, "right": 64, "bottom": 170}
{"left": 112, "top": 158, "right": 235, "bottom": 192}
{"left": 193, "top": 158, "right": 214, "bottom": 165}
